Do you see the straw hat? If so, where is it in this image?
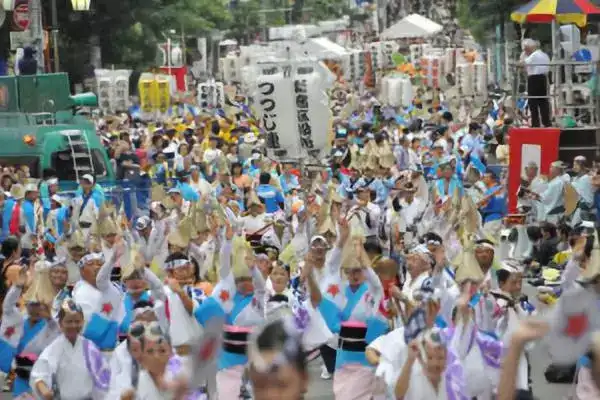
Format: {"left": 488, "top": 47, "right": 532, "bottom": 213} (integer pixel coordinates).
{"left": 167, "top": 229, "right": 189, "bottom": 249}
{"left": 231, "top": 235, "right": 253, "bottom": 279}
{"left": 22, "top": 261, "right": 55, "bottom": 306}
{"left": 10, "top": 183, "right": 25, "bottom": 200}
{"left": 97, "top": 210, "right": 118, "bottom": 237}
{"left": 340, "top": 238, "right": 369, "bottom": 271}
{"left": 247, "top": 191, "right": 262, "bottom": 208}
{"left": 68, "top": 229, "right": 86, "bottom": 249}
{"left": 378, "top": 141, "right": 396, "bottom": 169}
{"left": 121, "top": 246, "right": 146, "bottom": 281}
{"left": 191, "top": 203, "right": 209, "bottom": 234}
{"left": 454, "top": 240, "right": 485, "bottom": 284}
{"left": 457, "top": 195, "right": 480, "bottom": 238}
{"left": 170, "top": 216, "right": 193, "bottom": 246}
{"left": 317, "top": 216, "right": 337, "bottom": 236}
{"left": 580, "top": 231, "right": 600, "bottom": 282}
{"left": 24, "top": 178, "right": 40, "bottom": 193}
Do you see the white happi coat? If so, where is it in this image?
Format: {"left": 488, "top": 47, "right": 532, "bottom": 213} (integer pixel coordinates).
{"left": 72, "top": 254, "right": 125, "bottom": 350}
{"left": 0, "top": 286, "right": 60, "bottom": 362}
{"left": 310, "top": 245, "right": 343, "bottom": 349}
{"left": 107, "top": 340, "right": 136, "bottom": 399}
{"left": 539, "top": 176, "right": 565, "bottom": 223}
{"left": 492, "top": 290, "right": 533, "bottom": 391}
{"left": 71, "top": 194, "right": 99, "bottom": 238}
{"left": 189, "top": 237, "right": 217, "bottom": 280}
{"left": 264, "top": 285, "right": 332, "bottom": 351}
{"left": 403, "top": 362, "right": 451, "bottom": 400}
{"left": 450, "top": 318, "right": 498, "bottom": 399}
{"left": 30, "top": 335, "right": 106, "bottom": 400}
{"left": 132, "top": 219, "right": 168, "bottom": 266}
{"left": 165, "top": 285, "right": 205, "bottom": 348}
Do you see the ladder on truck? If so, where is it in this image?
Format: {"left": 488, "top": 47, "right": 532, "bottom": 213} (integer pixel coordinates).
{"left": 60, "top": 130, "right": 95, "bottom": 182}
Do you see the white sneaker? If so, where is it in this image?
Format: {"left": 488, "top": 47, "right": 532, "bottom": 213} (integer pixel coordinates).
{"left": 306, "top": 349, "right": 320, "bottom": 362}
{"left": 320, "top": 365, "right": 332, "bottom": 380}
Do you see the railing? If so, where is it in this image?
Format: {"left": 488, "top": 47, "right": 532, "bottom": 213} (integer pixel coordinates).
{"left": 59, "top": 180, "right": 151, "bottom": 218}
{"left": 508, "top": 59, "right": 598, "bottom": 127}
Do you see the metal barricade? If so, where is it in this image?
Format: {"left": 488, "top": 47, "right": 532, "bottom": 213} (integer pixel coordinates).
{"left": 59, "top": 180, "right": 151, "bottom": 218}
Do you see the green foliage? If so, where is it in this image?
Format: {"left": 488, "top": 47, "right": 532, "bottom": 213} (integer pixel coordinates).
{"left": 457, "top": 0, "right": 529, "bottom": 43}
{"left": 40, "top": 0, "right": 356, "bottom": 80}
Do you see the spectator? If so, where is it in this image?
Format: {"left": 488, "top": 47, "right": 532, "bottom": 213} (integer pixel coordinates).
{"left": 17, "top": 47, "right": 38, "bottom": 76}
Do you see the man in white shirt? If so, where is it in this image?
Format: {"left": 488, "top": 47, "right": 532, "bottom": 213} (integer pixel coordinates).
{"left": 521, "top": 38, "right": 551, "bottom": 127}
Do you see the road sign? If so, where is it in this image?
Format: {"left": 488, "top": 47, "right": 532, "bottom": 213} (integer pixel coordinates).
{"left": 0, "top": 6, "right": 6, "bottom": 29}
{"left": 12, "top": 0, "right": 29, "bottom": 31}
{"left": 9, "top": 30, "right": 31, "bottom": 50}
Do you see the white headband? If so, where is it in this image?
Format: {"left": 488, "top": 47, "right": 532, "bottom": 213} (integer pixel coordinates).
{"left": 165, "top": 259, "right": 189, "bottom": 270}
{"left": 133, "top": 307, "right": 156, "bottom": 317}
{"left": 476, "top": 242, "right": 495, "bottom": 251}
{"left": 49, "top": 257, "right": 67, "bottom": 268}
{"left": 78, "top": 252, "right": 104, "bottom": 268}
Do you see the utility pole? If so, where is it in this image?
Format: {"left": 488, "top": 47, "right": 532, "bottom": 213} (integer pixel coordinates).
{"left": 51, "top": 0, "right": 59, "bottom": 72}
{"left": 29, "top": 0, "right": 44, "bottom": 73}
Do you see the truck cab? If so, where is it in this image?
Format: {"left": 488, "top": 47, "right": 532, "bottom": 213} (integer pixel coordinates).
{"left": 0, "top": 73, "right": 115, "bottom": 184}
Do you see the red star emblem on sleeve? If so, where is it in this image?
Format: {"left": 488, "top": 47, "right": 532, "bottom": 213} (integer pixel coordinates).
{"left": 564, "top": 313, "right": 589, "bottom": 338}
{"left": 219, "top": 290, "right": 230, "bottom": 302}
{"left": 4, "top": 326, "right": 15, "bottom": 339}
{"left": 101, "top": 302, "right": 113, "bottom": 315}
{"left": 198, "top": 337, "right": 218, "bottom": 361}
{"left": 327, "top": 284, "right": 340, "bottom": 297}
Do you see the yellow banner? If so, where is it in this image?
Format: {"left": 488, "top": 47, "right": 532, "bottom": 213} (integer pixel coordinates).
{"left": 139, "top": 77, "right": 157, "bottom": 113}
{"left": 156, "top": 77, "right": 171, "bottom": 114}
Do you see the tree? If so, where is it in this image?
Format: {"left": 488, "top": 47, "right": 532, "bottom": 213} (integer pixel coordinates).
{"left": 457, "top": 0, "right": 529, "bottom": 44}
{"left": 43, "top": 0, "right": 232, "bottom": 79}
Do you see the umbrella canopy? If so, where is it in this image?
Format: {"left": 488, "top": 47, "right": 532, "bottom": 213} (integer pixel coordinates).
{"left": 380, "top": 14, "right": 443, "bottom": 40}
{"left": 511, "top": 0, "right": 600, "bottom": 27}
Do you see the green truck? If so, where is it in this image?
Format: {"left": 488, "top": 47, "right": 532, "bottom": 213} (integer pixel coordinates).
{"left": 0, "top": 73, "right": 115, "bottom": 184}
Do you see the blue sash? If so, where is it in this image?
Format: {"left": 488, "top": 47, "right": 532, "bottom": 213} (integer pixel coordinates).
{"left": 22, "top": 200, "right": 35, "bottom": 232}
{"left": 436, "top": 178, "right": 457, "bottom": 198}
{"left": 0, "top": 339, "right": 16, "bottom": 373}
{"left": 120, "top": 292, "right": 150, "bottom": 334}
{"left": 444, "top": 266, "right": 455, "bottom": 280}
{"left": 17, "top": 319, "right": 46, "bottom": 353}
{"left": 79, "top": 192, "right": 93, "bottom": 218}
{"left": 341, "top": 283, "right": 368, "bottom": 321}
{"left": 83, "top": 313, "right": 119, "bottom": 351}
{"left": 227, "top": 293, "right": 253, "bottom": 325}
{"left": 469, "top": 292, "right": 482, "bottom": 308}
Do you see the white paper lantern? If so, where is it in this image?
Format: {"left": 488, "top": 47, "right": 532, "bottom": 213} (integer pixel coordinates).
{"left": 170, "top": 45, "right": 183, "bottom": 67}
{"left": 255, "top": 63, "right": 301, "bottom": 158}
{"left": 294, "top": 62, "right": 330, "bottom": 158}
{"left": 71, "top": 0, "right": 91, "bottom": 11}
{"left": 2, "top": 0, "right": 14, "bottom": 11}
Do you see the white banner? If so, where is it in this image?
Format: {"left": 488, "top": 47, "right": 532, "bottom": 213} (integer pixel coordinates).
{"left": 255, "top": 64, "right": 301, "bottom": 158}
{"left": 94, "top": 69, "right": 131, "bottom": 113}
{"left": 197, "top": 81, "right": 224, "bottom": 111}
{"left": 95, "top": 70, "right": 112, "bottom": 112}
{"left": 112, "top": 70, "right": 131, "bottom": 112}
{"left": 195, "top": 37, "right": 208, "bottom": 77}
{"left": 293, "top": 63, "right": 329, "bottom": 157}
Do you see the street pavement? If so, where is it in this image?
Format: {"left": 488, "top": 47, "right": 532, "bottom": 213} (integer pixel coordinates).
{"left": 304, "top": 281, "right": 573, "bottom": 400}
{"left": 0, "top": 283, "right": 573, "bottom": 399}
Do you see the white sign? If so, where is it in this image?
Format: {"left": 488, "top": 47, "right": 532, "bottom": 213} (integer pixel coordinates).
{"left": 196, "top": 37, "right": 207, "bottom": 75}
{"left": 94, "top": 69, "right": 132, "bottom": 113}
{"left": 294, "top": 63, "right": 330, "bottom": 157}
{"left": 197, "top": 81, "right": 224, "bottom": 111}
{"left": 9, "top": 30, "right": 31, "bottom": 50}
{"left": 255, "top": 65, "right": 302, "bottom": 158}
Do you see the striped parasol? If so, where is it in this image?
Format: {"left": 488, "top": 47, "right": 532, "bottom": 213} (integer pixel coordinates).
{"left": 511, "top": 0, "right": 600, "bottom": 27}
